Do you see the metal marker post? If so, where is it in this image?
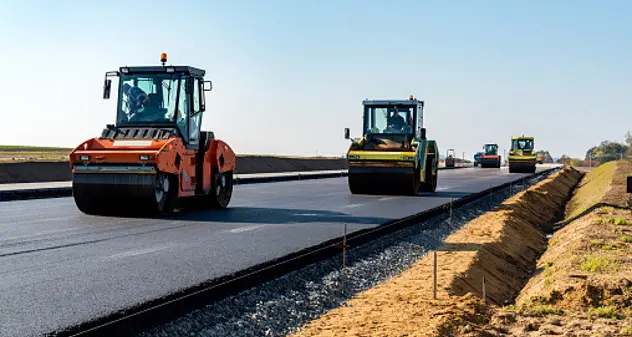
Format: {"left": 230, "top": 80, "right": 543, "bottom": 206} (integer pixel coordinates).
{"left": 433, "top": 251, "right": 438, "bottom": 300}
{"left": 342, "top": 223, "right": 347, "bottom": 270}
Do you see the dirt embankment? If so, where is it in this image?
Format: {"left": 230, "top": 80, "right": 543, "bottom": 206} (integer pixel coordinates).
{"left": 287, "top": 167, "right": 583, "bottom": 337}
{"left": 0, "top": 156, "right": 348, "bottom": 184}
{"left": 474, "top": 160, "right": 632, "bottom": 337}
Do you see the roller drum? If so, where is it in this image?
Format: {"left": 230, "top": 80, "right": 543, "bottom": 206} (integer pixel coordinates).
{"left": 72, "top": 172, "right": 176, "bottom": 216}
{"left": 348, "top": 166, "right": 418, "bottom": 195}
{"left": 508, "top": 161, "right": 536, "bottom": 174}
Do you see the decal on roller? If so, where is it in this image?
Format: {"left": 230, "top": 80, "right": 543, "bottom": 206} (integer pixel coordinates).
{"left": 113, "top": 140, "right": 153, "bottom": 147}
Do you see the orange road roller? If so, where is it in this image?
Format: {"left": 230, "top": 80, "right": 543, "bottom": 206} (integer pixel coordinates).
{"left": 69, "top": 54, "right": 236, "bottom": 216}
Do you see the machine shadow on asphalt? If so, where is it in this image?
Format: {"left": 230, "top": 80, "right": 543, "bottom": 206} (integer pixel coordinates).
{"left": 417, "top": 191, "right": 472, "bottom": 198}
{"left": 161, "top": 207, "right": 392, "bottom": 225}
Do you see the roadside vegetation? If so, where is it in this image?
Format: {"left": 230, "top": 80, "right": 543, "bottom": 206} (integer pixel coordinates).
{"left": 558, "top": 130, "right": 632, "bottom": 168}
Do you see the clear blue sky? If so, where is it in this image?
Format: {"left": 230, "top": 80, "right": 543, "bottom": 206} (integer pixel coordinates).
{"left": 0, "top": 0, "right": 630, "bottom": 159}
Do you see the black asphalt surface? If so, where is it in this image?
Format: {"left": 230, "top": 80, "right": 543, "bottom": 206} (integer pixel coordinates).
{"left": 0, "top": 166, "right": 553, "bottom": 337}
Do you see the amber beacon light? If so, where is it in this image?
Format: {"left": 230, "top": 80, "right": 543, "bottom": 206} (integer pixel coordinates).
{"left": 160, "top": 53, "right": 168, "bottom": 65}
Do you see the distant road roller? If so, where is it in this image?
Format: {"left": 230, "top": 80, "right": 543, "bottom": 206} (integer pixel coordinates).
{"left": 480, "top": 143, "right": 501, "bottom": 168}
{"left": 343, "top": 95, "right": 439, "bottom": 195}
{"left": 445, "top": 149, "right": 456, "bottom": 168}
{"left": 508, "top": 135, "right": 537, "bottom": 173}
{"left": 69, "top": 54, "right": 236, "bottom": 216}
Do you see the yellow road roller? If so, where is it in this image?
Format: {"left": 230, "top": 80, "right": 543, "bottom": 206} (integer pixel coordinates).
{"left": 343, "top": 95, "right": 439, "bottom": 195}
{"left": 508, "top": 135, "right": 537, "bottom": 173}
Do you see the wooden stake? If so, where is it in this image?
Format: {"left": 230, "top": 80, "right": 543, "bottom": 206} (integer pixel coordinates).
{"left": 433, "top": 251, "right": 438, "bottom": 300}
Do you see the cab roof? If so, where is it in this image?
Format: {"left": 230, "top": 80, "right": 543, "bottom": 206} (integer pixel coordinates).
{"left": 118, "top": 65, "right": 206, "bottom": 77}
{"left": 363, "top": 98, "right": 423, "bottom": 106}
{"left": 511, "top": 136, "right": 534, "bottom": 140}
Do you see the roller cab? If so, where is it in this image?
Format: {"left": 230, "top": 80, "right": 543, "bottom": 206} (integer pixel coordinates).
{"left": 69, "top": 54, "right": 236, "bottom": 216}
{"left": 343, "top": 96, "right": 438, "bottom": 195}
{"left": 480, "top": 143, "right": 501, "bottom": 168}
{"left": 508, "top": 135, "right": 536, "bottom": 173}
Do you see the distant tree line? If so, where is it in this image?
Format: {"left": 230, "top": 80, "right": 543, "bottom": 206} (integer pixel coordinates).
{"left": 556, "top": 130, "right": 631, "bottom": 167}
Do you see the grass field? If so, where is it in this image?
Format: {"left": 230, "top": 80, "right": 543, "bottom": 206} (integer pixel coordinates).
{"left": 0, "top": 144, "right": 347, "bottom": 162}
{"left": 0, "top": 145, "right": 72, "bottom": 162}
{"left": 0, "top": 145, "right": 72, "bottom": 151}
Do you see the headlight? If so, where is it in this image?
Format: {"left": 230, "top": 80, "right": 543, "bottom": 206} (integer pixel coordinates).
{"left": 80, "top": 155, "right": 89, "bottom": 161}
{"left": 140, "top": 155, "right": 150, "bottom": 161}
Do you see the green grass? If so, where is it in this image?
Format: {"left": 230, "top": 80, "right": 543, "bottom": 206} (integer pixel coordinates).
{"left": 620, "top": 235, "right": 632, "bottom": 243}
{"left": 615, "top": 216, "right": 629, "bottom": 226}
{"left": 621, "top": 326, "right": 632, "bottom": 336}
{"left": 579, "top": 255, "right": 614, "bottom": 273}
{"left": 588, "top": 305, "right": 624, "bottom": 320}
{"left": 543, "top": 260, "right": 554, "bottom": 286}
{"left": 523, "top": 305, "right": 563, "bottom": 317}
{"left": 565, "top": 162, "right": 616, "bottom": 220}
{"left": 0, "top": 145, "right": 72, "bottom": 151}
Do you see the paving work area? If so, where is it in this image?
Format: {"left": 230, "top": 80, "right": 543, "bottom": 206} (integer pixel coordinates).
{"left": 0, "top": 166, "right": 538, "bottom": 337}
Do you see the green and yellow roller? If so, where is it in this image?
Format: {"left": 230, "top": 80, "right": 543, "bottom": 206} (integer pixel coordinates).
{"left": 343, "top": 95, "right": 439, "bottom": 195}
{"left": 508, "top": 135, "right": 537, "bottom": 173}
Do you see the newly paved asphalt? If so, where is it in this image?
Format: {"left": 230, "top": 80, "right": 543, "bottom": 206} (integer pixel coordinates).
{"left": 0, "top": 165, "right": 554, "bottom": 336}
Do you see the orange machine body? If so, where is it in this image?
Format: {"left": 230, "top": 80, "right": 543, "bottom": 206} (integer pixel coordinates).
{"left": 69, "top": 134, "right": 235, "bottom": 199}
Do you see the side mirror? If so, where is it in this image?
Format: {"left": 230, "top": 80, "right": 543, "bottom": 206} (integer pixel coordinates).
{"left": 344, "top": 128, "right": 350, "bottom": 139}
{"left": 203, "top": 81, "right": 213, "bottom": 91}
{"left": 627, "top": 176, "right": 632, "bottom": 193}
{"left": 103, "top": 79, "right": 112, "bottom": 99}
{"left": 420, "top": 127, "right": 426, "bottom": 140}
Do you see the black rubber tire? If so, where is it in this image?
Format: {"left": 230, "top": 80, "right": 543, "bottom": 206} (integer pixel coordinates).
{"left": 208, "top": 170, "right": 234, "bottom": 209}
{"left": 151, "top": 172, "right": 179, "bottom": 216}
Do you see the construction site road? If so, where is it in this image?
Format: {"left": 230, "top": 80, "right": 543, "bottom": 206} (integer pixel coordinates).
{"left": 0, "top": 165, "right": 557, "bottom": 337}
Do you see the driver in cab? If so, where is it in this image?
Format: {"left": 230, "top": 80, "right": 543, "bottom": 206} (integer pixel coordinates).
{"left": 387, "top": 108, "right": 407, "bottom": 131}
{"left": 123, "top": 83, "right": 149, "bottom": 119}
